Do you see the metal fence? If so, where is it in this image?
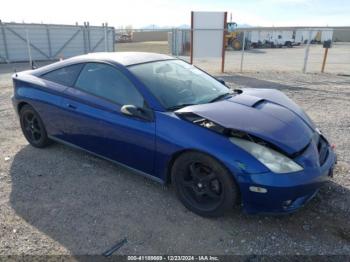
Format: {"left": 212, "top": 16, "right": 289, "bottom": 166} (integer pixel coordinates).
{"left": 164, "top": 27, "right": 350, "bottom": 75}
{"left": 113, "top": 27, "right": 350, "bottom": 74}
{"left": 0, "top": 21, "right": 115, "bottom": 63}
{"left": 2, "top": 24, "right": 349, "bottom": 76}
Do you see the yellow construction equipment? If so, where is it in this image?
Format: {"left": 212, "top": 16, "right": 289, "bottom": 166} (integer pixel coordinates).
{"left": 225, "top": 22, "right": 246, "bottom": 50}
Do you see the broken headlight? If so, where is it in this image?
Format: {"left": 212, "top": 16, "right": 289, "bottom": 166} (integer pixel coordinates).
{"left": 230, "top": 137, "right": 303, "bottom": 174}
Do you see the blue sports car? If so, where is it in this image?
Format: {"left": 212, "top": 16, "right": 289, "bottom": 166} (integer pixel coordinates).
{"left": 12, "top": 52, "right": 336, "bottom": 217}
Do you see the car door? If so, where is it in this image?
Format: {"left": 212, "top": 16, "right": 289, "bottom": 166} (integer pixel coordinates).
{"left": 37, "top": 63, "right": 85, "bottom": 138}
{"left": 60, "top": 62, "right": 156, "bottom": 175}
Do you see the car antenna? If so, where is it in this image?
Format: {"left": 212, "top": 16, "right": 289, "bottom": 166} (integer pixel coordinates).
{"left": 31, "top": 60, "right": 37, "bottom": 70}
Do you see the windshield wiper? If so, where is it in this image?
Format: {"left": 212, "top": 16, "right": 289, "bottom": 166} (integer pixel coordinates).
{"left": 209, "top": 92, "right": 233, "bottom": 103}
{"left": 167, "top": 103, "right": 197, "bottom": 111}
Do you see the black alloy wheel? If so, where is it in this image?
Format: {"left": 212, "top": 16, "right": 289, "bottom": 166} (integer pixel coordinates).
{"left": 172, "top": 152, "right": 238, "bottom": 217}
{"left": 181, "top": 162, "right": 224, "bottom": 209}
{"left": 20, "top": 105, "right": 51, "bottom": 148}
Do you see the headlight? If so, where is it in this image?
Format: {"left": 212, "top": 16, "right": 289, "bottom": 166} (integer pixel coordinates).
{"left": 230, "top": 137, "right": 303, "bottom": 174}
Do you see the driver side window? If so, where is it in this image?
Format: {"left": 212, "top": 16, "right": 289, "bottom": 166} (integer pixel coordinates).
{"left": 75, "top": 63, "right": 144, "bottom": 108}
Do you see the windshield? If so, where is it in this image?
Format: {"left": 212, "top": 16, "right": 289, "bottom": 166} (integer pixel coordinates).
{"left": 128, "top": 60, "right": 231, "bottom": 110}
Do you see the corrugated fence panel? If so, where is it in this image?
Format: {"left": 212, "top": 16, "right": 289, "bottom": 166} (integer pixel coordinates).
{"left": 88, "top": 27, "right": 114, "bottom": 52}
{"left": 4, "top": 26, "right": 30, "bottom": 61}
{"left": 0, "top": 22, "right": 115, "bottom": 63}
{"left": 6, "top": 24, "right": 50, "bottom": 61}
{"left": 49, "top": 26, "right": 84, "bottom": 59}
{"left": 0, "top": 27, "right": 6, "bottom": 62}
{"left": 89, "top": 27, "right": 105, "bottom": 52}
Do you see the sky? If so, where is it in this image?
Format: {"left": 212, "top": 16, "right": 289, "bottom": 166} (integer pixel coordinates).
{"left": 1, "top": 0, "right": 350, "bottom": 28}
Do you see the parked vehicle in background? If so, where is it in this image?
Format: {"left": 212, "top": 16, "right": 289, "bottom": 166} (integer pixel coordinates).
{"left": 116, "top": 33, "right": 132, "bottom": 43}
{"left": 225, "top": 22, "right": 250, "bottom": 50}
{"left": 250, "top": 30, "right": 301, "bottom": 48}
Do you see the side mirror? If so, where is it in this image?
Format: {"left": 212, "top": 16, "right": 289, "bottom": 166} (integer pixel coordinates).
{"left": 217, "top": 79, "right": 226, "bottom": 86}
{"left": 121, "top": 105, "right": 153, "bottom": 121}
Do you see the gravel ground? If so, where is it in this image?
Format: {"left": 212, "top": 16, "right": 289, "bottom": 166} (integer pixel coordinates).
{"left": 0, "top": 67, "right": 349, "bottom": 256}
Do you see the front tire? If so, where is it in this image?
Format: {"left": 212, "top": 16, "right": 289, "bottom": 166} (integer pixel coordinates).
{"left": 172, "top": 152, "right": 238, "bottom": 217}
{"left": 19, "top": 104, "right": 52, "bottom": 148}
{"left": 232, "top": 39, "right": 242, "bottom": 50}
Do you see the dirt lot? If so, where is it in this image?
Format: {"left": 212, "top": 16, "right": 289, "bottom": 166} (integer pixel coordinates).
{"left": 116, "top": 41, "right": 170, "bottom": 54}
{"left": 228, "top": 43, "right": 350, "bottom": 74}
{"left": 0, "top": 63, "right": 350, "bottom": 255}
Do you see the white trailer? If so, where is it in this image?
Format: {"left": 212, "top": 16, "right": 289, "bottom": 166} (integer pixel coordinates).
{"left": 249, "top": 30, "right": 300, "bottom": 48}
{"left": 295, "top": 29, "right": 333, "bottom": 44}
{"left": 321, "top": 29, "right": 334, "bottom": 42}
{"left": 270, "top": 30, "right": 299, "bottom": 47}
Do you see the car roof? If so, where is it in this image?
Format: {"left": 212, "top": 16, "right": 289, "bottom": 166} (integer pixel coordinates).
{"left": 76, "top": 52, "right": 174, "bottom": 66}
{"left": 28, "top": 52, "right": 175, "bottom": 76}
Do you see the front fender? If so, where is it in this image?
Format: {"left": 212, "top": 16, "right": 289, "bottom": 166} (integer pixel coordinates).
{"left": 154, "top": 111, "right": 269, "bottom": 182}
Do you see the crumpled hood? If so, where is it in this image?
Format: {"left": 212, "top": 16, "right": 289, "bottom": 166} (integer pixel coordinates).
{"left": 177, "top": 88, "right": 315, "bottom": 155}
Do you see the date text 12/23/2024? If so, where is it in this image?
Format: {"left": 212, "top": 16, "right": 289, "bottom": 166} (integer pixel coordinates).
{"left": 127, "top": 256, "right": 219, "bottom": 261}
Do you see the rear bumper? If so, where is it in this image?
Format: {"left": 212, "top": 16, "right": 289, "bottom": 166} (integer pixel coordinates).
{"left": 11, "top": 95, "right": 19, "bottom": 115}
{"left": 237, "top": 146, "right": 336, "bottom": 214}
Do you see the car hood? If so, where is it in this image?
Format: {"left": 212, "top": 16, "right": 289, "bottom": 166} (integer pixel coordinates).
{"left": 177, "top": 88, "right": 315, "bottom": 155}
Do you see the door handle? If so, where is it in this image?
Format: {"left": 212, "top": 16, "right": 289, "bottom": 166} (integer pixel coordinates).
{"left": 66, "top": 103, "right": 77, "bottom": 110}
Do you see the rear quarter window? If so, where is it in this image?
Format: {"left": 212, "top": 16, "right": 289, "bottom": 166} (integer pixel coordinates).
{"left": 41, "top": 64, "right": 84, "bottom": 86}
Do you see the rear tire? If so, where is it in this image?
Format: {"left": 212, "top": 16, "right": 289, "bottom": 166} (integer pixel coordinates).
{"left": 19, "top": 104, "right": 52, "bottom": 148}
{"left": 286, "top": 41, "right": 292, "bottom": 47}
{"left": 172, "top": 152, "right": 238, "bottom": 217}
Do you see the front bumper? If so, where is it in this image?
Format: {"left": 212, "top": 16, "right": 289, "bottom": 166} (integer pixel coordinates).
{"left": 237, "top": 145, "right": 336, "bottom": 214}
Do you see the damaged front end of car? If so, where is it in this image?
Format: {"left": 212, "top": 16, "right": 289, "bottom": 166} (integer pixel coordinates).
{"left": 175, "top": 110, "right": 337, "bottom": 214}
